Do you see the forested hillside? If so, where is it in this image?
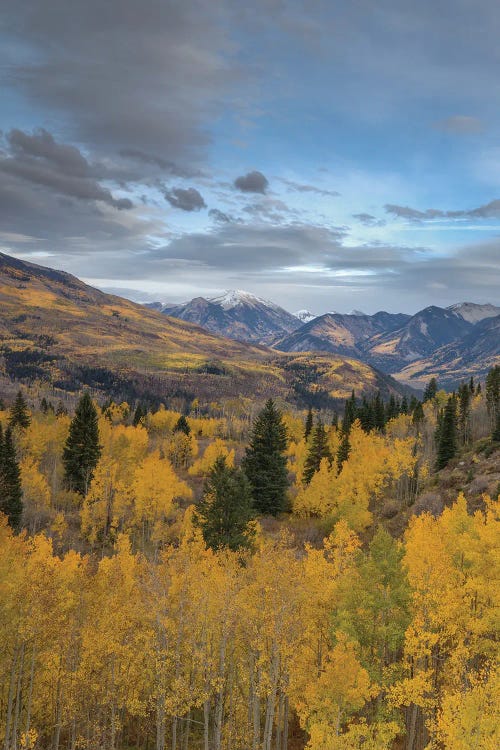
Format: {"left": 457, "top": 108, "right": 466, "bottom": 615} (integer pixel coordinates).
{"left": 1, "top": 367, "right": 499, "bottom": 750}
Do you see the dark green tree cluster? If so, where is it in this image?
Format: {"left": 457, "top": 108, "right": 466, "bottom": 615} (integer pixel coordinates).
{"left": 9, "top": 390, "right": 31, "bottom": 430}
{"left": 173, "top": 414, "right": 191, "bottom": 435}
{"left": 194, "top": 456, "right": 255, "bottom": 552}
{"left": 423, "top": 377, "right": 438, "bottom": 403}
{"left": 63, "top": 392, "right": 102, "bottom": 495}
{"left": 341, "top": 389, "right": 420, "bottom": 436}
{"left": 0, "top": 424, "right": 23, "bottom": 529}
{"left": 303, "top": 419, "right": 332, "bottom": 484}
{"left": 435, "top": 395, "right": 458, "bottom": 470}
{"left": 242, "top": 399, "right": 288, "bottom": 516}
{"left": 457, "top": 381, "right": 472, "bottom": 446}
{"left": 133, "top": 402, "right": 148, "bottom": 426}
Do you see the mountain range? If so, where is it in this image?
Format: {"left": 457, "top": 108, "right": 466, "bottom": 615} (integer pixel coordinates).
{"left": 151, "top": 291, "right": 500, "bottom": 388}
{"left": 0, "top": 253, "right": 407, "bottom": 408}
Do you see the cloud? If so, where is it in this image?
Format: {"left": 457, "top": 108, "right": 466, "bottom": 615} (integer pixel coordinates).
{"left": 433, "top": 115, "right": 484, "bottom": 134}
{"left": 0, "top": 129, "right": 132, "bottom": 209}
{"left": 2, "top": 0, "right": 239, "bottom": 170}
{"left": 352, "top": 212, "right": 386, "bottom": 227}
{"left": 163, "top": 187, "right": 206, "bottom": 211}
{"left": 209, "top": 208, "right": 232, "bottom": 223}
{"left": 119, "top": 149, "right": 204, "bottom": 178}
{"left": 278, "top": 178, "right": 340, "bottom": 197}
{"left": 234, "top": 170, "right": 269, "bottom": 194}
{"left": 385, "top": 199, "right": 500, "bottom": 222}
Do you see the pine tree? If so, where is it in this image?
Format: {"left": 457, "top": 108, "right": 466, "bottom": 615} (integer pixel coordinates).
{"left": 133, "top": 402, "right": 147, "bottom": 426}
{"left": 423, "top": 377, "right": 438, "bottom": 403}
{"left": 342, "top": 391, "right": 357, "bottom": 434}
{"left": 194, "top": 456, "right": 255, "bottom": 552}
{"left": 242, "top": 399, "right": 288, "bottom": 516}
{"left": 9, "top": 390, "right": 31, "bottom": 429}
{"left": 336, "top": 430, "right": 351, "bottom": 474}
{"left": 63, "top": 392, "right": 102, "bottom": 495}
{"left": 435, "top": 395, "right": 458, "bottom": 470}
{"left": 304, "top": 407, "right": 314, "bottom": 440}
{"left": 458, "top": 382, "right": 471, "bottom": 445}
{"left": 373, "top": 391, "right": 386, "bottom": 432}
{"left": 303, "top": 420, "right": 332, "bottom": 484}
{"left": 173, "top": 414, "right": 191, "bottom": 435}
{"left": 0, "top": 426, "right": 23, "bottom": 529}
{"left": 412, "top": 401, "right": 425, "bottom": 434}
{"left": 400, "top": 395, "right": 409, "bottom": 415}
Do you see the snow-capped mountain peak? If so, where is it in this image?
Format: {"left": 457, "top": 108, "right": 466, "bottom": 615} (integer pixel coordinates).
{"left": 293, "top": 309, "right": 316, "bottom": 324}
{"left": 447, "top": 302, "right": 500, "bottom": 324}
{"left": 209, "top": 289, "right": 279, "bottom": 311}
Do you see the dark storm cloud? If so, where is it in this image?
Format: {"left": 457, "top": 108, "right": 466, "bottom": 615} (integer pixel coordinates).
{"left": 278, "top": 178, "right": 340, "bottom": 197}
{"left": 1, "top": 0, "right": 237, "bottom": 166}
{"left": 385, "top": 199, "right": 500, "bottom": 221}
{"left": 0, "top": 129, "right": 133, "bottom": 209}
{"left": 163, "top": 187, "right": 206, "bottom": 212}
{"left": 234, "top": 171, "right": 269, "bottom": 194}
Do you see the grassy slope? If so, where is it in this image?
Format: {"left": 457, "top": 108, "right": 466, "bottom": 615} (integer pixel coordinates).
{"left": 0, "top": 253, "right": 407, "bottom": 404}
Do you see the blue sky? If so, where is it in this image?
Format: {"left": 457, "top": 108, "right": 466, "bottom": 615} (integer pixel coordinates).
{"left": 1, "top": 0, "right": 500, "bottom": 313}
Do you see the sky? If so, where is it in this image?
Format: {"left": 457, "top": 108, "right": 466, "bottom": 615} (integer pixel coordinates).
{"left": 1, "top": 0, "right": 500, "bottom": 314}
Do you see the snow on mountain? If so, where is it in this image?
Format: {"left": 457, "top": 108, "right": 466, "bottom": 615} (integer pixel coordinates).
{"left": 448, "top": 302, "right": 500, "bottom": 324}
{"left": 209, "top": 289, "right": 281, "bottom": 312}
{"left": 293, "top": 309, "right": 316, "bottom": 324}
{"left": 349, "top": 309, "right": 367, "bottom": 316}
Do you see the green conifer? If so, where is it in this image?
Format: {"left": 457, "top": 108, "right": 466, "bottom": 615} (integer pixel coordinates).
{"left": 63, "top": 392, "right": 101, "bottom": 495}
{"left": 423, "top": 377, "right": 438, "bottom": 403}
{"left": 336, "top": 430, "right": 351, "bottom": 474}
{"left": 173, "top": 414, "right": 191, "bottom": 435}
{"left": 194, "top": 456, "right": 255, "bottom": 552}
{"left": 435, "top": 395, "right": 458, "bottom": 470}
{"left": 0, "top": 426, "right": 23, "bottom": 529}
{"left": 242, "top": 399, "right": 288, "bottom": 516}
{"left": 302, "top": 420, "right": 332, "bottom": 484}
{"left": 304, "top": 407, "right": 314, "bottom": 440}
{"left": 9, "top": 390, "right": 31, "bottom": 430}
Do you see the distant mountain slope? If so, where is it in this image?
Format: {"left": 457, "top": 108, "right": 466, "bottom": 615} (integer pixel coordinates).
{"left": 0, "top": 253, "right": 407, "bottom": 406}
{"left": 157, "top": 290, "right": 301, "bottom": 343}
{"left": 275, "top": 311, "right": 410, "bottom": 357}
{"left": 396, "top": 314, "right": 500, "bottom": 387}
{"left": 367, "top": 306, "right": 473, "bottom": 372}
{"left": 448, "top": 302, "right": 500, "bottom": 324}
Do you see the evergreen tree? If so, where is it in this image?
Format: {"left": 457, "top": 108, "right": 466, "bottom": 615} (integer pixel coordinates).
{"left": 63, "top": 392, "right": 102, "bottom": 495}
{"left": 302, "top": 420, "right": 332, "bottom": 484}
{"left": 342, "top": 390, "right": 357, "bottom": 434}
{"left": 423, "top": 377, "right": 438, "bottom": 403}
{"left": 485, "top": 365, "right": 500, "bottom": 428}
{"left": 435, "top": 395, "right": 458, "bottom": 470}
{"left": 373, "top": 391, "right": 386, "bottom": 432}
{"left": 304, "top": 407, "right": 314, "bottom": 440}
{"left": 242, "top": 399, "right": 288, "bottom": 516}
{"left": 336, "top": 430, "right": 351, "bottom": 474}
{"left": 133, "top": 402, "right": 147, "bottom": 426}
{"left": 9, "top": 390, "right": 31, "bottom": 430}
{"left": 194, "top": 456, "right": 255, "bottom": 552}
{"left": 400, "top": 395, "right": 409, "bottom": 414}
{"left": 0, "top": 426, "right": 23, "bottom": 529}
{"left": 173, "top": 414, "right": 191, "bottom": 435}
{"left": 412, "top": 401, "right": 425, "bottom": 435}
{"left": 331, "top": 411, "right": 339, "bottom": 429}
{"left": 458, "top": 382, "right": 471, "bottom": 446}
{"left": 358, "top": 397, "right": 374, "bottom": 432}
